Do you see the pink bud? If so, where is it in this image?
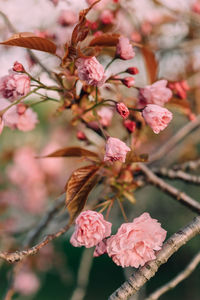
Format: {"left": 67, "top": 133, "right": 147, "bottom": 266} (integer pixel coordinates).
{"left": 127, "top": 67, "right": 139, "bottom": 75}
{"left": 116, "top": 102, "right": 130, "bottom": 119}
{"left": 104, "top": 137, "right": 131, "bottom": 163}
{"left": 116, "top": 37, "right": 135, "bottom": 60}
{"left": 131, "top": 31, "right": 142, "bottom": 43}
{"left": 122, "top": 77, "right": 135, "bottom": 88}
{"left": 13, "top": 61, "right": 25, "bottom": 72}
{"left": 77, "top": 131, "right": 87, "bottom": 140}
{"left": 192, "top": 1, "right": 200, "bottom": 14}
{"left": 142, "top": 104, "right": 173, "bottom": 134}
{"left": 124, "top": 120, "right": 136, "bottom": 133}
{"left": 100, "top": 10, "right": 114, "bottom": 24}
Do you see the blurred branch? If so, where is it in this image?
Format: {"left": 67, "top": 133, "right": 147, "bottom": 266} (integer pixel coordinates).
{"left": 173, "top": 158, "right": 200, "bottom": 171}
{"left": 0, "top": 194, "right": 69, "bottom": 264}
{"left": 24, "top": 193, "right": 65, "bottom": 246}
{"left": 152, "top": 167, "right": 200, "bottom": 185}
{"left": 146, "top": 251, "right": 200, "bottom": 300}
{"left": 150, "top": 115, "right": 200, "bottom": 163}
{"left": 0, "top": 221, "right": 71, "bottom": 263}
{"left": 0, "top": 10, "right": 55, "bottom": 80}
{"left": 108, "top": 216, "right": 200, "bottom": 300}
{"left": 70, "top": 248, "right": 94, "bottom": 300}
{"left": 139, "top": 163, "right": 200, "bottom": 214}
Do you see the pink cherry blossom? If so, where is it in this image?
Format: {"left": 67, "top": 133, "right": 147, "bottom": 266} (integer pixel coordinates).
{"left": 94, "top": 240, "right": 107, "bottom": 257}
{"left": 0, "top": 71, "right": 30, "bottom": 101}
{"left": 104, "top": 137, "right": 131, "bottom": 163}
{"left": 76, "top": 57, "right": 106, "bottom": 87}
{"left": 97, "top": 106, "right": 113, "bottom": 127}
{"left": 14, "top": 271, "right": 40, "bottom": 295}
{"left": 106, "top": 212, "right": 166, "bottom": 268}
{"left": 70, "top": 210, "right": 112, "bottom": 248}
{"left": 116, "top": 37, "right": 135, "bottom": 60}
{"left": 100, "top": 10, "right": 114, "bottom": 24}
{"left": 142, "top": 104, "right": 173, "bottom": 134}
{"left": 116, "top": 102, "right": 130, "bottom": 119}
{"left": 138, "top": 80, "right": 172, "bottom": 107}
{"left": 122, "top": 77, "right": 135, "bottom": 88}
{"left": 0, "top": 99, "right": 38, "bottom": 132}
{"left": 58, "top": 10, "right": 78, "bottom": 26}
{"left": 168, "top": 80, "right": 190, "bottom": 99}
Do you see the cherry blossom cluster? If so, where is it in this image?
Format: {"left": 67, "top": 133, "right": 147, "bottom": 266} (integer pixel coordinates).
{"left": 70, "top": 210, "right": 167, "bottom": 268}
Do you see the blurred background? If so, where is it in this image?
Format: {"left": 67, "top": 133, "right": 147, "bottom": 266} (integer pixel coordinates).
{"left": 0, "top": 0, "right": 200, "bottom": 299}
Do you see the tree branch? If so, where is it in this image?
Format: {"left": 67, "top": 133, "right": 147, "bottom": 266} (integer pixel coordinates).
{"left": 152, "top": 167, "right": 200, "bottom": 185}
{"left": 139, "top": 163, "right": 200, "bottom": 214}
{"left": 150, "top": 116, "right": 200, "bottom": 163}
{"left": 146, "top": 251, "right": 200, "bottom": 300}
{"left": 108, "top": 216, "right": 200, "bottom": 300}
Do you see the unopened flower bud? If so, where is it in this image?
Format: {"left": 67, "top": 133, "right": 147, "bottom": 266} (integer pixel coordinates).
{"left": 122, "top": 77, "right": 135, "bottom": 88}
{"left": 124, "top": 120, "right": 136, "bottom": 133}
{"left": 77, "top": 131, "right": 87, "bottom": 140}
{"left": 127, "top": 67, "right": 139, "bottom": 75}
{"left": 116, "top": 102, "right": 129, "bottom": 119}
{"left": 13, "top": 61, "right": 25, "bottom": 73}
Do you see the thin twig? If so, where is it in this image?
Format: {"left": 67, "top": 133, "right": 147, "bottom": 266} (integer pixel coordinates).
{"left": 173, "top": 158, "right": 200, "bottom": 171}
{"left": 139, "top": 163, "right": 200, "bottom": 214}
{"left": 146, "top": 251, "right": 200, "bottom": 300}
{"left": 150, "top": 115, "right": 200, "bottom": 163}
{"left": 70, "top": 248, "right": 94, "bottom": 300}
{"left": 108, "top": 216, "right": 200, "bottom": 300}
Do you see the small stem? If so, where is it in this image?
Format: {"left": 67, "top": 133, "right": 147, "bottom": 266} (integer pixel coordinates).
{"left": 105, "top": 57, "right": 116, "bottom": 71}
{"left": 0, "top": 88, "right": 40, "bottom": 116}
{"left": 117, "top": 199, "right": 128, "bottom": 222}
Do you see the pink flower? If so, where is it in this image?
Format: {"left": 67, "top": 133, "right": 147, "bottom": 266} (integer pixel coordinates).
{"left": 168, "top": 80, "right": 190, "bottom": 99}
{"left": 142, "top": 104, "right": 173, "bottom": 134}
{"left": 94, "top": 240, "right": 107, "bottom": 257}
{"left": 13, "top": 61, "right": 25, "bottom": 72}
{"left": 70, "top": 210, "right": 112, "bottom": 248}
{"left": 116, "top": 102, "right": 130, "bottom": 119}
{"left": 0, "top": 71, "right": 30, "bottom": 101}
{"left": 97, "top": 106, "right": 113, "bottom": 127}
{"left": 104, "top": 137, "right": 131, "bottom": 163}
{"left": 122, "top": 77, "right": 135, "bottom": 88}
{"left": 76, "top": 57, "right": 106, "bottom": 87}
{"left": 14, "top": 271, "right": 40, "bottom": 295}
{"left": 1, "top": 100, "right": 38, "bottom": 132}
{"left": 100, "top": 10, "right": 114, "bottom": 24}
{"left": 124, "top": 120, "right": 136, "bottom": 133}
{"left": 106, "top": 212, "right": 166, "bottom": 268}
{"left": 116, "top": 37, "right": 135, "bottom": 60}
{"left": 127, "top": 67, "right": 139, "bottom": 75}
{"left": 138, "top": 80, "right": 172, "bottom": 107}
{"left": 58, "top": 10, "right": 78, "bottom": 26}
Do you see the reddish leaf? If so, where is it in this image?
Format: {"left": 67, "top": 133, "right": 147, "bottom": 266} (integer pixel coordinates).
{"left": 89, "top": 33, "right": 120, "bottom": 47}
{"left": 141, "top": 47, "right": 157, "bottom": 84}
{"left": 71, "top": 0, "right": 100, "bottom": 46}
{"left": 0, "top": 32, "right": 57, "bottom": 54}
{"left": 41, "top": 146, "right": 99, "bottom": 159}
{"left": 66, "top": 165, "right": 100, "bottom": 221}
